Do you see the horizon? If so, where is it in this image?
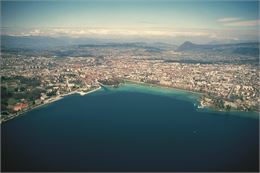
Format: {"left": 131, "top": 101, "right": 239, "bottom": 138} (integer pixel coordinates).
{"left": 1, "top": 34, "right": 260, "bottom": 46}
{"left": 1, "top": 0, "right": 259, "bottom": 44}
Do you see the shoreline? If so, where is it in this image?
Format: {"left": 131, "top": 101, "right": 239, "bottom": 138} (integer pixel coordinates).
{"left": 0, "top": 86, "right": 102, "bottom": 123}
{"left": 99, "top": 81, "right": 259, "bottom": 118}
{"left": 1, "top": 82, "right": 258, "bottom": 123}
{"left": 122, "top": 80, "right": 259, "bottom": 116}
{"left": 124, "top": 79, "right": 203, "bottom": 96}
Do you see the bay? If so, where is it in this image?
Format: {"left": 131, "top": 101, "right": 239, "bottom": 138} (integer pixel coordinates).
{"left": 1, "top": 84, "right": 259, "bottom": 172}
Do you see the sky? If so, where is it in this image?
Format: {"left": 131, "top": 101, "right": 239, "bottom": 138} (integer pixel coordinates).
{"left": 1, "top": 0, "right": 259, "bottom": 43}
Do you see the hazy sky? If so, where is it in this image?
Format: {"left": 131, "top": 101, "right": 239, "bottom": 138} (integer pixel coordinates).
{"left": 1, "top": 0, "right": 259, "bottom": 43}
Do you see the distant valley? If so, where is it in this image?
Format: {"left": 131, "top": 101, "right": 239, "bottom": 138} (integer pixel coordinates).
{"left": 1, "top": 35, "right": 259, "bottom": 64}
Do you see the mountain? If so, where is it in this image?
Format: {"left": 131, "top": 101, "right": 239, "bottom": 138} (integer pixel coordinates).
{"left": 1, "top": 35, "right": 67, "bottom": 49}
{"left": 148, "top": 42, "right": 177, "bottom": 50}
{"left": 176, "top": 41, "right": 199, "bottom": 51}
{"left": 1, "top": 35, "right": 104, "bottom": 50}
{"left": 1, "top": 35, "right": 176, "bottom": 50}
{"left": 176, "top": 41, "right": 259, "bottom": 57}
{"left": 1, "top": 35, "right": 177, "bottom": 52}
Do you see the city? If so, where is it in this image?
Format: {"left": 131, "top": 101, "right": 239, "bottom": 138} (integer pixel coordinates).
{"left": 1, "top": 49, "right": 259, "bottom": 122}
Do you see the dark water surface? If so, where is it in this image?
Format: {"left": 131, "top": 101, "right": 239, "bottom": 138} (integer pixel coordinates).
{"left": 2, "top": 84, "right": 259, "bottom": 172}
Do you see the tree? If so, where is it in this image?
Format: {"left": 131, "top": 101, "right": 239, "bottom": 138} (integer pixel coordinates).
{"left": 226, "top": 105, "right": 231, "bottom": 111}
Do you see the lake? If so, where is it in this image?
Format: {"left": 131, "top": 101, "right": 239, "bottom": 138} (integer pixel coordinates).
{"left": 1, "top": 84, "right": 259, "bottom": 172}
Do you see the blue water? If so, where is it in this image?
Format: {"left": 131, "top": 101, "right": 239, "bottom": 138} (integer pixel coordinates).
{"left": 1, "top": 84, "right": 259, "bottom": 172}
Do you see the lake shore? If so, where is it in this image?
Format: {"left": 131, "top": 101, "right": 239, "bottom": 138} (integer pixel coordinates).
{"left": 0, "top": 86, "right": 102, "bottom": 123}
{"left": 124, "top": 79, "right": 203, "bottom": 95}
{"left": 122, "top": 80, "right": 259, "bottom": 117}
{"left": 1, "top": 82, "right": 258, "bottom": 123}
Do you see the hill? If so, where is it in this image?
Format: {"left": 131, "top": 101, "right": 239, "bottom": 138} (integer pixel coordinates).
{"left": 176, "top": 41, "right": 259, "bottom": 57}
